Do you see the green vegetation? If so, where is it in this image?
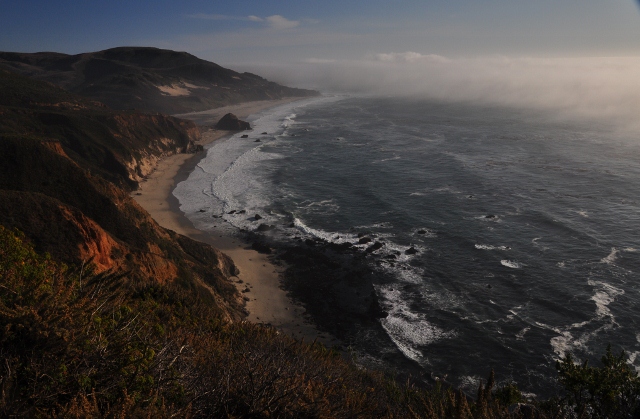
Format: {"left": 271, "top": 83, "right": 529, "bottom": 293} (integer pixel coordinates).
{"left": 2, "top": 225, "right": 640, "bottom": 418}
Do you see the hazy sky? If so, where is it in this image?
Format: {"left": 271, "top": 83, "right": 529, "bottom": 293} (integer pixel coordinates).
{"left": 2, "top": 1, "right": 640, "bottom": 65}
{"left": 4, "top": 1, "right": 640, "bottom": 128}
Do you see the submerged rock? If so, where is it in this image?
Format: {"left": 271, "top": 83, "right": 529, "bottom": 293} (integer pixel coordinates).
{"left": 405, "top": 247, "right": 418, "bottom": 255}
{"left": 256, "top": 223, "right": 274, "bottom": 232}
{"left": 366, "top": 242, "right": 384, "bottom": 253}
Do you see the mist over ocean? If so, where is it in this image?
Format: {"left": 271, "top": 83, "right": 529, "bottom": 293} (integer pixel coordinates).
{"left": 174, "top": 95, "right": 640, "bottom": 396}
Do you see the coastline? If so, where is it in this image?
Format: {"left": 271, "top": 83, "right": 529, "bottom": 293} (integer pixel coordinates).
{"left": 132, "top": 98, "right": 338, "bottom": 346}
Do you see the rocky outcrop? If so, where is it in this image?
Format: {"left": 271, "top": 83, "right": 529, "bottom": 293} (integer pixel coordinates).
{"left": 215, "top": 113, "right": 251, "bottom": 131}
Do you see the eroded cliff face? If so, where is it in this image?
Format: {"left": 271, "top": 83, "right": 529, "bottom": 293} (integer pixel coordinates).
{"left": 0, "top": 71, "right": 244, "bottom": 322}
{"left": 107, "top": 113, "right": 201, "bottom": 183}
{"left": 0, "top": 190, "right": 125, "bottom": 273}
{"left": 0, "top": 70, "right": 203, "bottom": 190}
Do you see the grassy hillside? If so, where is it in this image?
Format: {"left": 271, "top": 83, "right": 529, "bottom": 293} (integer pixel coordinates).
{"left": 0, "top": 47, "right": 319, "bottom": 114}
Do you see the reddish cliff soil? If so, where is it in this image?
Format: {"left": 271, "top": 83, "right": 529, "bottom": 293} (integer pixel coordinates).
{"left": 0, "top": 70, "right": 243, "bottom": 321}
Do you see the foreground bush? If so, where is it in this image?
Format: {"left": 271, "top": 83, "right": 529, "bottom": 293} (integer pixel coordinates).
{"left": 2, "top": 225, "right": 640, "bottom": 418}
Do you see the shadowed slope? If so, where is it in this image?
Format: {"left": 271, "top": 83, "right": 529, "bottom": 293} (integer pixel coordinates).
{"left": 0, "top": 46, "right": 319, "bottom": 114}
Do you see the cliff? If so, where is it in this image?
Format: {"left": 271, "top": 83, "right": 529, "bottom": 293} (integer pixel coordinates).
{"left": 0, "top": 70, "right": 243, "bottom": 321}
{"left": 0, "top": 46, "right": 319, "bottom": 114}
{"left": 0, "top": 69, "right": 201, "bottom": 190}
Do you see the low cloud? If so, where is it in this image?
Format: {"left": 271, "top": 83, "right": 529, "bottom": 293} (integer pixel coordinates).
{"left": 187, "top": 13, "right": 299, "bottom": 30}
{"left": 246, "top": 54, "right": 640, "bottom": 131}
{"left": 265, "top": 15, "right": 299, "bottom": 30}
{"left": 186, "top": 13, "right": 246, "bottom": 21}
{"left": 374, "top": 52, "right": 450, "bottom": 63}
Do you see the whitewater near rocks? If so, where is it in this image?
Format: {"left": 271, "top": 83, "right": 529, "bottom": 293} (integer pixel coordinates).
{"left": 174, "top": 95, "right": 640, "bottom": 396}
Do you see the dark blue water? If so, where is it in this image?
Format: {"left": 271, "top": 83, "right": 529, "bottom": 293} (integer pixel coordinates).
{"left": 178, "top": 96, "right": 640, "bottom": 396}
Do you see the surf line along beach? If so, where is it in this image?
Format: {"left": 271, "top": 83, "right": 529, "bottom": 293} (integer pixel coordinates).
{"left": 131, "top": 98, "right": 337, "bottom": 346}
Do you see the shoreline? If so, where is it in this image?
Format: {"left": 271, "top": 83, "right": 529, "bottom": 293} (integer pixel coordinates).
{"left": 132, "top": 98, "right": 338, "bottom": 346}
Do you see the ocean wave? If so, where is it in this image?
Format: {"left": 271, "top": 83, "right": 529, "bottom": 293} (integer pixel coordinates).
{"left": 516, "top": 327, "right": 531, "bottom": 341}
{"left": 600, "top": 247, "right": 619, "bottom": 264}
{"left": 475, "top": 244, "right": 511, "bottom": 251}
{"left": 378, "top": 284, "right": 455, "bottom": 364}
{"left": 538, "top": 280, "right": 623, "bottom": 358}
{"left": 501, "top": 260, "right": 521, "bottom": 269}
{"left": 587, "top": 280, "right": 624, "bottom": 318}
{"left": 292, "top": 217, "right": 356, "bottom": 243}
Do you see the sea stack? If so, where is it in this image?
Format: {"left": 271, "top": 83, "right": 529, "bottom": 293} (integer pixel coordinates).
{"left": 215, "top": 113, "right": 252, "bottom": 130}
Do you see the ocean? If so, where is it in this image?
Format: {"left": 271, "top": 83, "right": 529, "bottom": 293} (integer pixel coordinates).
{"left": 173, "top": 95, "right": 640, "bottom": 397}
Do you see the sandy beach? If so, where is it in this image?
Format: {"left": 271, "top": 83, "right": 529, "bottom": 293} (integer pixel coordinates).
{"left": 133, "top": 99, "right": 336, "bottom": 346}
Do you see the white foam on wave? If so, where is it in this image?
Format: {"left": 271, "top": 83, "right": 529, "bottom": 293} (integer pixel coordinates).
{"left": 501, "top": 260, "right": 521, "bottom": 269}
{"left": 587, "top": 280, "right": 624, "bottom": 318}
{"left": 516, "top": 327, "right": 531, "bottom": 341}
{"left": 292, "top": 217, "right": 357, "bottom": 243}
{"left": 600, "top": 247, "right": 619, "bottom": 264}
{"left": 281, "top": 113, "right": 297, "bottom": 128}
{"left": 628, "top": 334, "right": 640, "bottom": 373}
{"left": 380, "top": 264, "right": 425, "bottom": 285}
{"left": 377, "top": 284, "right": 455, "bottom": 365}
{"left": 211, "top": 146, "right": 284, "bottom": 227}
{"left": 173, "top": 96, "right": 338, "bottom": 234}
{"left": 475, "top": 244, "right": 510, "bottom": 251}
{"left": 540, "top": 280, "right": 624, "bottom": 358}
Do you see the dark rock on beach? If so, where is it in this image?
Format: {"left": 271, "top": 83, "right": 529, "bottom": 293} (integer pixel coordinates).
{"left": 216, "top": 113, "right": 252, "bottom": 131}
{"left": 254, "top": 214, "right": 262, "bottom": 220}
{"left": 358, "top": 237, "right": 372, "bottom": 244}
{"left": 256, "top": 223, "right": 274, "bottom": 232}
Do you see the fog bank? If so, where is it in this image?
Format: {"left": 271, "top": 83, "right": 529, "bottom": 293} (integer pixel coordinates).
{"left": 241, "top": 54, "right": 640, "bottom": 131}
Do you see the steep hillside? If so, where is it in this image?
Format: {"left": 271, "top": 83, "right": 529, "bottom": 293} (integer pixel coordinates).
{"left": 0, "top": 69, "right": 200, "bottom": 189}
{"left": 0, "top": 46, "right": 318, "bottom": 114}
{"left": 0, "top": 70, "right": 243, "bottom": 321}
